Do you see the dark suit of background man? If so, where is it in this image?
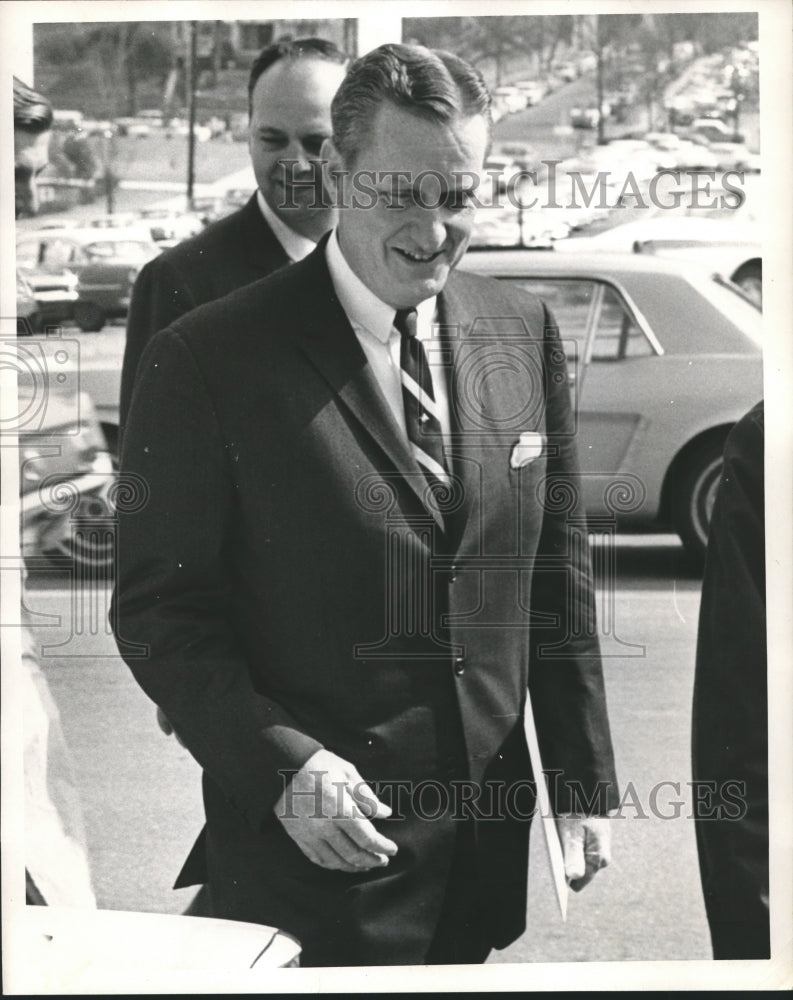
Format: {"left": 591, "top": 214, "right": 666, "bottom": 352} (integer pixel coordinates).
{"left": 693, "top": 401, "right": 769, "bottom": 959}
{"left": 113, "top": 43, "right": 619, "bottom": 967}
{"left": 119, "top": 38, "right": 348, "bottom": 437}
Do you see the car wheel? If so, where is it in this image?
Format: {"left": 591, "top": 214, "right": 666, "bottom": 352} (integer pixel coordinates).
{"left": 671, "top": 436, "right": 727, "bottom": 568}
{"left": 731, "top": 261, "right": 762, "bottom": 308}
{"left": 36, "top": 492, "right": 115, "bottom": 578}
{"left": 74, "top": 301, "right": 106, "bottom": 332}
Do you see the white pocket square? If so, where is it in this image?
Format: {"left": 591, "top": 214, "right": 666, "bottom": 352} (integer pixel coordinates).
{"left": 510, "top": 432, "right": 545, "bottom": 470}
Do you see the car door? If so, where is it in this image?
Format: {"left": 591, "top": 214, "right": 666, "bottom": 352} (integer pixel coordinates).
{"left": 500, "top": 276, "right": 662, "bottom": 518}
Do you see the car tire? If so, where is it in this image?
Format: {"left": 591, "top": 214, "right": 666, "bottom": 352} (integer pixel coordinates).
{"left": 74, "top": 301, "right": 106, "bottom": 333}
{"left": 671, "top": 436, "right": 727, "bottom": 568}
{"left": 36, "top": 492, "right": 115, "bottom": 578}
{"left": 731, "top": 261, "right": 762, "bottom": 308}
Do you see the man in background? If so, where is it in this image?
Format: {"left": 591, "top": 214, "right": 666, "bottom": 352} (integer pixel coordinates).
{"left": 119, "top": 37, "right": 348, "bottom": 436}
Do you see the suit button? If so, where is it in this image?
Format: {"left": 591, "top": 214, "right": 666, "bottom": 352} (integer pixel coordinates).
{"left": 449, "top": 564, "right": 458, "bottom": 584}
{"left": 454, "top": 656, "right": 466, "bottom": 676}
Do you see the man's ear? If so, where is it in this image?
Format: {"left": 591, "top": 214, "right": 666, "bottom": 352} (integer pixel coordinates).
{"left": 320, "top": 137, "right": 347, "bottom": 209}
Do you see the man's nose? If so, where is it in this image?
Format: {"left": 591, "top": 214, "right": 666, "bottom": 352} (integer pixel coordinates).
{"left": 410, "top": 208, "right": 448, "bottom": 250}
{"left": 283, "top": 137, "right": 312, "bottom": 174}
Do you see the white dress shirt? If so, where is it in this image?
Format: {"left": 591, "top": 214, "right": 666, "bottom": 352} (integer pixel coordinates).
{"left": 325, "top": 230, "right": 452, "bottom": 446}
{"left": 256, "top": 190, "right": 317, "bottom": 262}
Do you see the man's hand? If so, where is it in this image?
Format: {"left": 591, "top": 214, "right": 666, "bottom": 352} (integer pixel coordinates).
{"left": 156, "top": 706, "right": 186, "bottom": 748}
{"left": 556, "top": 815, "right": 611, "bottom": 892}
{"left": 274, "top": 748, "right": 398, "bottom": 873}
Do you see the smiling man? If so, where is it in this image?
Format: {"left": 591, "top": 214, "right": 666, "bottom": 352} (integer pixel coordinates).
{"left": 113, "top": 43, "right": 618, "bottom": 967}
{"left": 119, "top": 38, "right": 347, "bottom": 437}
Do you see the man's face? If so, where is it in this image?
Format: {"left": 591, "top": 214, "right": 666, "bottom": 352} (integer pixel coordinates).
{"left": 249, "top": 57, "right": 345, "bottom": 239}
{"left": 328, "top": 102, "right": 488, "bottom": 309}
{"left": 15, "top": 127, "right": 50, "bottom": 218}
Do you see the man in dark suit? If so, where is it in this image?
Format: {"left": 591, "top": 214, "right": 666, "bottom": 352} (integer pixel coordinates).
{"left": 692, "top": 401, "right": 769, "bottom": 959}
{"left": 119, "top": 37, "right": 348, "bottom": 437}
{"left": 113, "top": 43, "right": 618, "bottom": 967}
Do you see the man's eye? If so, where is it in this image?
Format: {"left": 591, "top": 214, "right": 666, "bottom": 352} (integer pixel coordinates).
{"left": 445, "top": 190, "right": 476, "bottom": 211}
{"left": 259, "top": 134, "right": 288, "bottom": 149}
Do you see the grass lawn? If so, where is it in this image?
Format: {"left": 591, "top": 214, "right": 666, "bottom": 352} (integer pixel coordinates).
{"left": 93, "top": 132, "right": 251, "bottom": 185}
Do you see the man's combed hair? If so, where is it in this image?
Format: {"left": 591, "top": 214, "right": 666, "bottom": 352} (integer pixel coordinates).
{"left": 331, "top": 43, "right": 492, "bottom": 164}
{"left": 13, "top": 76, "right": 53, "bottom": 133}
{"left": 247, "top": 37, "right": 348, "bottom": 112}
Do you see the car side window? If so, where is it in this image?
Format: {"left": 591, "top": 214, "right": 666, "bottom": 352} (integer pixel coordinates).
{"left": 595, "top": 285, "right": 654, "bottom": 360}
{"left": 503, "top": 277, "right": 653, "bottom": 363}
{"left": 504, "top": 278, "right": 595, "bottom": 364}
{"left": 39, "top": 239, "right": 75, "bottom": 268}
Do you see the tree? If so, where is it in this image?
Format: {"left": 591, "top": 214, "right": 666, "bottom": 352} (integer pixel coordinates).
{"left": 34, "top": 22, "right": 174, "bottom": 117}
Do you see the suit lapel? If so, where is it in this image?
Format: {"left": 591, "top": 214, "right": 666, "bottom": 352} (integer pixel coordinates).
{"left": 439, "top": 272, "right": 544, "bottom": 551}
{"left": 237, "top": 195, "right": 291, "bottom": 274}
{"left": 294, "top": 241, "right": 443, "bottom": 528}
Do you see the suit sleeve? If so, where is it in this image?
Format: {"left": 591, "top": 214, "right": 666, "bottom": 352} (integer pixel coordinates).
{"left": 528, "top": 301, "right": 619, "bottom": 815}
{"left": 120, "top": 256, "right": 199, "bottom": 441}
{"left": 111, "top": 328, "right": 323, "bottom": 832}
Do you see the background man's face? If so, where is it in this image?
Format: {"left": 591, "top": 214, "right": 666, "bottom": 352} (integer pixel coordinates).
{"left": 249, "top": 58, "right": 345, "bottom": 237}
{"left": 15, "top": 127, "right": 50, "bottom": 218}
{"left": 332, "top": 103, "right": 488, "bottom": 309}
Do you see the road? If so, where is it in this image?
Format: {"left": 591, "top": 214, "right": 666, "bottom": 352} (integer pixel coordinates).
{"left": 19, "top": 533, "right": 712, "bottom": 964}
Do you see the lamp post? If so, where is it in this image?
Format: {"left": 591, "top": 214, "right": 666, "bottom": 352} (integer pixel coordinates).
{"left": 186, "top": 20, "right": 198, "bottom": 210}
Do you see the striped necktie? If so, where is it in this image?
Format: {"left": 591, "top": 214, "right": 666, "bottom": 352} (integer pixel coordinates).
{"left": 394, "top": 308, "right": 450, "bottom": 503}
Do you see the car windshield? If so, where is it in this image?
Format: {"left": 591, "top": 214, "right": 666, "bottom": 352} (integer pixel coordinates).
{"left": 85, "top": 241, "right": 152, "bottom": 261}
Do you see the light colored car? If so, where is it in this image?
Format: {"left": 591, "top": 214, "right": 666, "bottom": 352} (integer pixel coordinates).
{"left": 16, "top": 227, "right": 161, "bottom": 332}
{"left": 74, "top": 248, "right": 762, "bottom": 567}
{"left": 16, "top": 267, "right": 79, "bottom": 333}
{"left": 115, "top": 117, "right": 152, "bottom": 138}
{"left": 492, "top": 86, "right": 527, "bottom": 115}
{"left": 558, "top": 215, "right": 762, "bottom": 307}
{"left": 512, "top": 79, "right": 546, "bottom": 106}
{"left": 460, "top": 248, "right": 762, "bottom": 564}
{"left": 137, "top": 208, "right": 205, "bottom": 244}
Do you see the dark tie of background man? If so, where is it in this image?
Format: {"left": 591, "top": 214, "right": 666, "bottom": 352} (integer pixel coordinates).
{"left": 395, "top": 308, "right": 450, "bottom": 516}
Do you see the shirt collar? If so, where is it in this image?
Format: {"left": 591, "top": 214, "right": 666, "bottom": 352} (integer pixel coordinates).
{"left": 325, "top": 229, "right": 437, "bottom": 343}
{"left": 256, "top": 189, "right": 317, "bottom": 262}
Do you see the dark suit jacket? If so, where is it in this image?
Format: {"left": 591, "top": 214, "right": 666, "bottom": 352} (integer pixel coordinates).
{"left": 692, "top": 400, "right": 768, "bottom": 959}
{"left": 119, "top": 195, "right": 290, "bottom": 438}
{"left": 112, "top": 238, "right": 618, "bottom": 965}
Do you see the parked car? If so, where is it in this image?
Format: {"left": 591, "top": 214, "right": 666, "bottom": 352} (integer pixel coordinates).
{"left": 559, "top": 216, "right": 763, "bottom": 307}
{"left": 569, "top": 106, "right": 600, "bottom": 129}
{"left": 492, "top": 86, "right": 527, "bottom": 115}
{"left": 461, "top": 248, "right": 762, "bottom": 564}
{"left": 553, "top": 60, "right": 579, "bottom": 83}
{"left": 16, "top": 228, "right": 161, "bottom": 332}
{"left": 512, "top": 79, "right": 546, "bottom": 106}
{"left": 115, "top": 117, "right": 152, "bottom": 138}
{"left": 685, "top": 117, "right": 743, "bottom": 144}
{"left": 18, "top": 372, "right": 115, "bottom": 574}
{"left": 137, "top": 208, "right": 205, "bottom": 244}
{"left": 17, "top": 266, "right": 79, "bottom": 332}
